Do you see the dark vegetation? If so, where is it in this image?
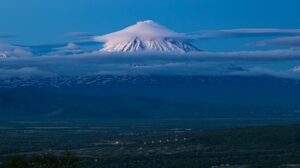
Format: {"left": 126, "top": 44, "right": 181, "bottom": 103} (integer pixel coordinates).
{"left": 1, "top": 121, "right": 300, "bottom": 168}
{"left": 0, "top": 152, "right": 79, "bottom": 168}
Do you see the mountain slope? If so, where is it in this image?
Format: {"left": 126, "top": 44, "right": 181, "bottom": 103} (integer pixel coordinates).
{"left": 95, "top": 20, "right": 200, "bottom": 53}
{"left": 1, "top": 76, "right": 300, "bottom": 120}
{"left": 0, "top": 88, "right": 196, "bottom": 120}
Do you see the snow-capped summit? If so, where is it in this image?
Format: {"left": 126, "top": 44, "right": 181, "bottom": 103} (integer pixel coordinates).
{"left": 95, "top": 20, "right": 200, "bottom": 53}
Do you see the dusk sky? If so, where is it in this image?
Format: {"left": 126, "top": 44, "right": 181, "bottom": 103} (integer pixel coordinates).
{"left": 2, "top": 2, "right": 300, "bottom": 166}
{"left": 1, "top": 0, "right": 300, "bottom": 79}
{"left": 1, "top": 0, "right": 300, "bottom": 51}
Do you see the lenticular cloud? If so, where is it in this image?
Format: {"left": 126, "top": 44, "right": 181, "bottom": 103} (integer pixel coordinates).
{"left": 94, "top": 20, "right": 200, "bottom": 53}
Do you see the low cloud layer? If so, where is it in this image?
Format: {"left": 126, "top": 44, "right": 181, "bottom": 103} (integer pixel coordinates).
{"left": 0, "top": 44, "right": 32, "bottom": 58}
{"left": 191, "top": 29, "right": 300, "bottom": 39}
{"left": 1, "top": 49, "right": 300, "bottom": 79}
{"left": 257, "top": 36, "right": 300, "bottom": 47}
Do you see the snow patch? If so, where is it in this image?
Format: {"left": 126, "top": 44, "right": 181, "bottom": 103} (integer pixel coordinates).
{"left": 292, "top": 65, "right": 300, "bottom": 72}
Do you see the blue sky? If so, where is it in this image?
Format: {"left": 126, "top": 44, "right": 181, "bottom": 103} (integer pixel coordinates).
{"left": 1, "top": 0, "right": 300, "bottom": 79}
{"left": 1, "top": 0, "right": 300, "bottom": 51}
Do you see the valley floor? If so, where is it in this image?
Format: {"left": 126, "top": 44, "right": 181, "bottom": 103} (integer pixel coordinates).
{"left": 1, "top": 119, "right": 300, "bottom": 167}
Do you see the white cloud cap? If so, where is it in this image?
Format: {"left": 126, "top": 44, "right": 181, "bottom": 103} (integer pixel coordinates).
{"left": 94, "top": 20, "right": 199, "bottom": 53}
{"left": 95, "top": 20, "right": 187, "bottom": 42}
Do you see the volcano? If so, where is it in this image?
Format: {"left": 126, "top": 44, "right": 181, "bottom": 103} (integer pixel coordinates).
{"left": 95, "top": 20, "right": 200, "bottom": 53}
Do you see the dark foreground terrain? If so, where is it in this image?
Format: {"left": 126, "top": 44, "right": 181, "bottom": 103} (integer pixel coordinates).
{"left": 1, "top": 120, "right": 300, "bottom": 168}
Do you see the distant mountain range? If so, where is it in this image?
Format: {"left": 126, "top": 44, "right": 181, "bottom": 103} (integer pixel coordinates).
{"left": 1, "top": 75, "right": 300, "bottom": 120}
